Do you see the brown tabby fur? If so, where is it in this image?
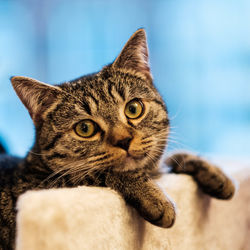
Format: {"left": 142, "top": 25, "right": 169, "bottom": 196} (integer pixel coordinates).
{"left": 0, "top": 29, "right": 234, "bottom": 249}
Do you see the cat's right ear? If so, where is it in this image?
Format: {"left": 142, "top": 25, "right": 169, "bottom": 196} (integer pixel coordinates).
{"left": 112, "top": 29, "right": 152, "bottom": 81}
{"left": 11, "top": 76, "right": 61, "bottom": 125}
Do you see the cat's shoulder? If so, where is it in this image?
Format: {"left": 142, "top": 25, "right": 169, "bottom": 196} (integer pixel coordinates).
{"left": 0, "top": 154, "right": 22, "bottom": 171}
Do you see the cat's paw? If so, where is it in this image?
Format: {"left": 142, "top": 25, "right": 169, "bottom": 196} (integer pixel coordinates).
{"left": 139, "top": 195, "right": 176, "bottom": 228}
{"left": 151, "top": 199, "right": 176, "bottom": 228}
{"left": 136, "top": 182, "right": 176, "bottom": 228}
{"left": 106, "top": 172, "right": 176, "bottom": 228}
{"left": 165, "top": 153, "right": 235, "bottom": 200}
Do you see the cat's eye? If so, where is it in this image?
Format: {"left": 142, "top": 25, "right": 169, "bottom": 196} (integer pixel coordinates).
{"left": 74, "top": 120, "right": 97, "bottom": 138}
{"left": 125, "top": 99, "right": 144, "bottom": 119}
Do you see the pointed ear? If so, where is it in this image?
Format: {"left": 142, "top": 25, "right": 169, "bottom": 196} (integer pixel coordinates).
{"left": 11, "top": 76, "right": 61, "bottom": 124}
{"left": 112, "top": 29, "right": 152, "bottom": 80}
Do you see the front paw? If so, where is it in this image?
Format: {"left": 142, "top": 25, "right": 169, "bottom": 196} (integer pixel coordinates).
{"left": 132, "top": 182, "right": 176, "bottom": 228}
{"left": 149, "top": 199, "right": 176, "bottom": 228}
{"left": 165, "top": 153, "right": 235, "bottom": 200}
{"left": 105, "top": 172, "right": 176, "bottom": 227}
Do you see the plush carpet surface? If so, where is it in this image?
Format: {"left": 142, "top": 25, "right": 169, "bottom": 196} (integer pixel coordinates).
{"left": 16, "top": 162, "right": 250, "bottom": 250}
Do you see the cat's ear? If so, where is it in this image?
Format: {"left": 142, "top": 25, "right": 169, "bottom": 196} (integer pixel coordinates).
{"left": 112, "top": 29, "right": 152, "bottom": 80}
{"left": 11, "top": 76, "right": 61, "bottom": 124}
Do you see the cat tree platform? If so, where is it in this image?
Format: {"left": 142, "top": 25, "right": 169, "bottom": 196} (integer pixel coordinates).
{"left": 16, "top": 160, "right": 250, "bottom": 250}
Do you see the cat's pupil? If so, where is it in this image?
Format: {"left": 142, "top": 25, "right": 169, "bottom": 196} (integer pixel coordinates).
{"left": 81, "top": 123, "right": 89, "bottom": 133}
{"left": 129, "top": 105, "right": 137, "bottom": 114}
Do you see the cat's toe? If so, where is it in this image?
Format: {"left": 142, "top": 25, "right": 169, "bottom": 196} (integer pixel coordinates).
{"left": 202, "top": 176, "right": 235, "bottom": 200}
{"left": 219, "top": 174, "right": 236, "bottom": 199}
{"left": 139, "top": 194, "right": 176, "bottom": 228}
{"left": 152, "top": 202, "right": 176, "bottom": 228}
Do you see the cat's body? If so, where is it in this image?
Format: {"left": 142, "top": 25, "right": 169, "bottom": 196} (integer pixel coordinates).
{"left": 0, "top": 149, "right": 107, "bottom": 249}
{"left": 0, "top": 29, "right": 235, "bottom": 249}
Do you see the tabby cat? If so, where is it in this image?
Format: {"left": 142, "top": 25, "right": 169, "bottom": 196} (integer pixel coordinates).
{"left": 0, "top": 29, "right": 235, "bottom": 249}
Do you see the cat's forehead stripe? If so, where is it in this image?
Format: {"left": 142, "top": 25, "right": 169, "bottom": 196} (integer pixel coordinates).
{"left": 57, "top": 69, "right": 164, "bottom": 123}
{"left": 81, "top": 100, "right": 92, "bottom": 115}
{"left": 88, "top": 92, "right": 99, "bottom": 106}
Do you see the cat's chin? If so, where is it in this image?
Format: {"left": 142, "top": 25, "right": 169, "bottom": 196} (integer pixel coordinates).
{"left": 113, "top": 154, "right": 145, "bottom": 172}
{"left": 123, "top": 156, "right": 137, "bottom": 170}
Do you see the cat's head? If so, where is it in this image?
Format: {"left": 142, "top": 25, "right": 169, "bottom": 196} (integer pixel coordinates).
{"left": 11, "top": 29, "right": 169, "bottom": 181}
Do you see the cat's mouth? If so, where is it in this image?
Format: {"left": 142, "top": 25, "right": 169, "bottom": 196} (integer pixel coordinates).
{"left": 126, "top": 152, "right": 144, "bottom": 160}
{"left": 111, "top": 147, "right": 147, "bottom": 171}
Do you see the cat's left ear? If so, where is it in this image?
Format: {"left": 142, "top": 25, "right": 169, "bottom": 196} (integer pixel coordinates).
{"left": 112, "top": 29, "right": 152, "bottom": 81}
{"left": 11, "top": 76, "right": 61, "bottom": 125}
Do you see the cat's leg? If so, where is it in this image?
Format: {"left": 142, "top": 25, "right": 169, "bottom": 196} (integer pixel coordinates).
{"left": 166, "top": 153, "right": 235, "bottom": 199}
{"left": 105, "top": 172, "right": 176, "bottom": 228}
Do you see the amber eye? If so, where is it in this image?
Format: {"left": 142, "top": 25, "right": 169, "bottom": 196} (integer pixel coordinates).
{"left": 125, "top": 99, "right": 144, "bottom": 119}
{"left": 74, "top": 120, "right": 97, "bottom": 138}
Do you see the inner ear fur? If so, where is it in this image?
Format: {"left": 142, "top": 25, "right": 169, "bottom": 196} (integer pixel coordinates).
{"left": 112, "top": 29, "right": 152, "bottom": 80}
{"left": 11, "top": 76, "right": 61, "bottom": 124}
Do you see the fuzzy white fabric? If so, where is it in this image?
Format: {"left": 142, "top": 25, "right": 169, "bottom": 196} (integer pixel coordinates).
{"left": 16, "top": 164, "right": 250, "bottom": 250}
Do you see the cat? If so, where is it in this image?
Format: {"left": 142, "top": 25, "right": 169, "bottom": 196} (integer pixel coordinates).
{"left": 0, "top": 29, "right": 235, "bottom": 249}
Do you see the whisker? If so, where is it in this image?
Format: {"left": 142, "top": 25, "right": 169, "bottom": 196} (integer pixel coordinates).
{"left": 164, "top": 154, "right": 187, "bottom": 171}
{"left": 28, "top": 150, "right": 50, "bottom": 156}
{"left": 42, "top": 154, "right": 114, "bottom": 188}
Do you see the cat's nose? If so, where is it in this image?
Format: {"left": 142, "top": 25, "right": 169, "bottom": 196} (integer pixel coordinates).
{"left": 115, "top": 137, "right": 132, "bottom": 151}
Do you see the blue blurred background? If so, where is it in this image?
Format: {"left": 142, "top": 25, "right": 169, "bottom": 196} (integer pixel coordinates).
{"left": 0, "top": 0, "right": 249, "bottom": 159}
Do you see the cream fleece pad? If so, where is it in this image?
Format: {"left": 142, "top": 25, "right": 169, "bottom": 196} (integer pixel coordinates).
{"left": 16, "top": 167, "right": 250, "bottom": 250}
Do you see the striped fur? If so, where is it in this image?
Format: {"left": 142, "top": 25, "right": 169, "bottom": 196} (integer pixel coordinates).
{"left": 166, "top": 153, "right": 235, "bottom": 199}
{"left": 0, "top": 29, "right": 234, "bottom": 249}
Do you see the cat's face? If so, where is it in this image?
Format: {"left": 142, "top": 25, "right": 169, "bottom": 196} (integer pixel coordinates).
{"left": 11, "top": 29, "right": 169, "bottom": 181}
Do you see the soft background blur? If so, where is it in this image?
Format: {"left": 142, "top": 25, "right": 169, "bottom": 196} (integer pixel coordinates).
{"left": 0, "top": 0, "right": 249, "bottom": 160}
